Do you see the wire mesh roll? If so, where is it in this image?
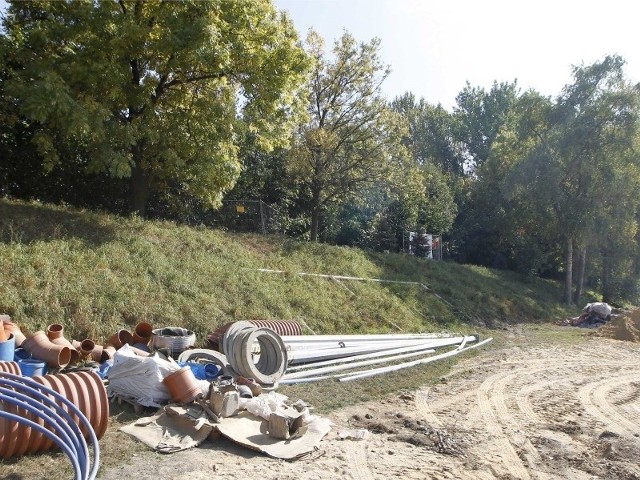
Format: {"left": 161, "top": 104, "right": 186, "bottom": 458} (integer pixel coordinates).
{"left": 150, "top": 327, "right": 196, "bottom": 357}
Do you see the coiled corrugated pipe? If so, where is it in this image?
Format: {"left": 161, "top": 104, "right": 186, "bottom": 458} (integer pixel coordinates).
{"left": 248, "top": 320, "right": 302, "bottom": 336}
{"left": 207, "top": 320, "right": 302, "bottom": 351}
{"left": 32, "top": 371, "right": 109, "bottom": 451}
{"left": 0, "top": 371, "right": 108, "bottom": 457}
{"left": 0, "top": 372, "right": 100, "bottom": 479}
{"left": 221, "top": 322, "right": 287, "bottom": 385}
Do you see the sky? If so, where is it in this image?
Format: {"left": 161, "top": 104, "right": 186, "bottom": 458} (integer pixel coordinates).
{"left": 1, "top": 1, "right": 637, "bottom": 110}
{"left": 274, "top": 0, "right": 640, "bottom": 109}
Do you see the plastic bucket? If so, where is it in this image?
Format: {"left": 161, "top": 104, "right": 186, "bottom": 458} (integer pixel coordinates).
{"left": 0, "top": 334, "right": 15, "bottom": 361}
{"left": 13, "top": 348, "right": 31, "bottom": 361}
{"left": 17, "top": 359, "right": 47, "bottom": 377}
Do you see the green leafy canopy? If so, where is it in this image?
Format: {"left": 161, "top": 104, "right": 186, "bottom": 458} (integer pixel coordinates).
{"left": 2, "top": 0, "right": 311, "bottom": 213}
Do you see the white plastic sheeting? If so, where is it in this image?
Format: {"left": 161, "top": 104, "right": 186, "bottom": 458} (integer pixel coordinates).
{"left": 107, "top": 345, "right": 208, "bottom": 407}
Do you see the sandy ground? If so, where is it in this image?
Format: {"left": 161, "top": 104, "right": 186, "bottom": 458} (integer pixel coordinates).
{"left": 100, "top": 332, "right": 640, "bottom": 480}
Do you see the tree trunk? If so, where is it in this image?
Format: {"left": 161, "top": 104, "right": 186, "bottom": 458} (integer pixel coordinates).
{"left": 573, "top": 245, "right": 587, "bottom": 305}
{"left": 310, "top": 186, "right": 322, "bottom": 242}
{"left": 310, "top": 205, "right": 321, "bottom": 242}
{"left": 565, "top": 237, "right": 573, "bottom": 305}
{"left": 602, "top": 248, "right": 612, "bottom": 304}
{"left": 130, "top": 143, "right": 151, "bottom": 217}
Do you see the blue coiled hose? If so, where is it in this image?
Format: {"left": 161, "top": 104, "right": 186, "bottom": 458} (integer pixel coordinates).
{"left": 0, "top": 383, "right": 87, "bottom": 476}
{"left": 0, "top": 372, "right": 100, "bottom": 480}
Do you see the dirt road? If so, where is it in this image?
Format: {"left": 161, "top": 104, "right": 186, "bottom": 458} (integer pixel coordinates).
{"left": 101, "top": 335, "right": 640, "bottom": 480}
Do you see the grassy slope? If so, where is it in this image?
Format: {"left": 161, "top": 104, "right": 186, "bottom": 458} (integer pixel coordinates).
{"left": 0, "top": 198, "right": 581, "bottom": 344}
{"left": 0, "top": 198, "right": 592, "bottom": 477}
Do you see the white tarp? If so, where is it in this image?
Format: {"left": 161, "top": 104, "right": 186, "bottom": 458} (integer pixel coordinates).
{"left": 106, "top": 344, "right": 181, "bottom": 407}
{"left": 584, "top": 302, "right": 612, "bottom": 320}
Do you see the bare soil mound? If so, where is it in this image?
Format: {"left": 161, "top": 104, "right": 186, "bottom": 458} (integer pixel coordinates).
{"left": 592, "top": 308, "right": 640, "bottom": 342}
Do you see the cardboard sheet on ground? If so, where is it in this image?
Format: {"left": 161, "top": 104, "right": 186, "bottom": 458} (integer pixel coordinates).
{"left": 216, "top": 411, "right": 332, "bottom": 460}
{"left": 120, "top": 404, "right": 215, "bottom": 453}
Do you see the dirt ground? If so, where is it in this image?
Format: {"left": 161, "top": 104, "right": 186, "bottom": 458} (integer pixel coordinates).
{"left": 99, "top": 328, "right": 640, "bottom": 480}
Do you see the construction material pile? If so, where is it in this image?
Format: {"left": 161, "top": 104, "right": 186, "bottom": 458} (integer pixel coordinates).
{"left": 568, "top": 302, "right": 613, "bottom": 328}
{"left": 1, "top": 314, "right": 493, "bottom": 463}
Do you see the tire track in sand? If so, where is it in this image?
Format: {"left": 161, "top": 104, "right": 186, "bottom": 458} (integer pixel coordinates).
{"left": 578, "top": 371, "right": 640, "bottom": 436}
{"left": 415, "top": 388, "right": 495, "bottom": 480}
{"left": 477, "top": 369, "right": 532, "bottom": 479}
{"left": 344, "top": 440, "right": 374, "bottom": 480}
{"left": 488, "top": 366, "right": 554, "bottom": 480}
{"left": 415, "top": 387, "right": 476, "bottom": 429}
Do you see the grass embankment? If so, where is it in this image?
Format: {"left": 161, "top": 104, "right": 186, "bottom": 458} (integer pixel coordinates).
{"left": 0, "top": 198, "right": 589, "bottom": 476}
{"left": 0, "top": 198, "right": 579, "bottom": 343}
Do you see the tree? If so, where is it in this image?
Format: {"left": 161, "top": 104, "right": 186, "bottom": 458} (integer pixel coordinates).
{"left": 372, "top": 216, "right": 397, "bottom": 252}
{"left": 289, "top": 31, "right": 407, "bottom": 241}
{"left": 392, "top": 93, "right": 466, "bottom": 175}
{"left": 416, "top": 163, "right": 458, "bottom": 234}
{"left": 2, "top": 0, "right": 309, "bottom": 215}
{"left": 454, "top": 81, "right": 520, "bottom": 172}
{"left": 507, "top": 56, "right": 640, "bottom": 304}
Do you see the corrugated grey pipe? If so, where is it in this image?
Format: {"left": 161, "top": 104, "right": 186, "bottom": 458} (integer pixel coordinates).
{"left": 222, "top": 322, "right": 288, "bottom": 385}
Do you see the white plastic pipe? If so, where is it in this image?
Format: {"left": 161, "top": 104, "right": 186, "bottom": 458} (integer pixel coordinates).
{"left": 339, "top": 338, "right": 493, "bottom": 382}
{"left": 280, "top": 374, "right": 340, "bottom": 384}
{"left": 283, "top": 347, "right": 437, "bottom": 380}
{"left": 288, "top": 336, "right": 477, "bottom": 364}
{"left": 282, "top": 334, "right": 447, "bottom": 342}
{"left": 284, "top": 339, "right": 447, "bottom": 351}
{"left": 285, "top": 342, "right": 444, "bottom": 372}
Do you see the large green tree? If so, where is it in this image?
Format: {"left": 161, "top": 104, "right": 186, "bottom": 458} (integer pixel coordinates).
{"left": 289, "top": 31, "right": 407, "bottom": 241}
{"left": 506, "top": 56, "right": 640, "bottom": 304}
{"left": 453, "top": 90, "right": 559, "bottom": 272}
{"left": 2, "top": 0, "right": 309, "bottom": 215}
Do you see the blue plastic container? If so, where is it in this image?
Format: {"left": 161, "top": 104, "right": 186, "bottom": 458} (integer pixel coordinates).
{"left": 97, "top": 359, "right": 113, "bottom": 379}
{"left": 18, "top": 358, "right": 47, "bottom": 377}
{"left": 204, "top": 363, "right": 221, "bottom": 381}
{"left": 13, "top": 347, "right": 31, "bottom": 361}
{"left": 178, "top": 362, "right": 220, "bottom": 381}
{"left": 0, "top": 334, "right": 16, "bottom": 361}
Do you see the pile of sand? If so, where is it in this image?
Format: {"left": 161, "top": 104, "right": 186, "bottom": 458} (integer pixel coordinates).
{"left": 592, "top": 308, "right": 640, "bottom": 342}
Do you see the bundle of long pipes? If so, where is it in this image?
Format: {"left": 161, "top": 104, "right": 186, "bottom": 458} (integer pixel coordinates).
{"left": 280, "top": 334, "right": 492, "bottom": 384}
{"left": 284, "top": 335, "right": 479, "bottom": 364}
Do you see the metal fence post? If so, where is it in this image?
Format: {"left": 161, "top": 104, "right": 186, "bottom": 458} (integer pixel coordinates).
{"left": 259, "top": 200, "right": 267, "bottom": 234}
